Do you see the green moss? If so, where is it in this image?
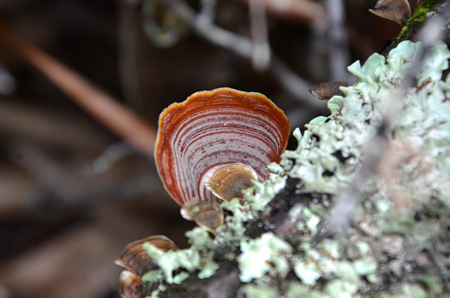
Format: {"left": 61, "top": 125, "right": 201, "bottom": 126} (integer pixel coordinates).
{"left": 397, "top": 0, "right": 441, "bottom": 40}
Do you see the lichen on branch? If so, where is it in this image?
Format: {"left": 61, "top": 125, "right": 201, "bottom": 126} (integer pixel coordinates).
{"left": 135, "top": 39, "right": 450, "bottom": 297}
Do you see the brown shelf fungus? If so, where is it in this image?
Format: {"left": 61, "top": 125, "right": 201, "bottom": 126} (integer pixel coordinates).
{"left": 115, "top": 236, "right": 179, "bottom": 298}
{"left": 155, "top": 87, "right": 290, "bottom": 233}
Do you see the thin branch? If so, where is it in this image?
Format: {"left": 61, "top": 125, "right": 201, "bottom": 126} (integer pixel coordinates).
{"left": 164, "top": 0, "right": 253, "bottom": 57}
{"left": 249, "top": 0, "right": 270, "bottom": 70}
{"left": 319, "top": 3, "right": 450, "bottom": 237}
{"left": 198, "top": 0, "right": 217, "bottom": 24}
{"left": 0, "top": 63, "right": 16, "bottom": 95}
{"left": 0, "top": 20, "right": 157, "bottom": 157}
{"left": 326, "top": 0, "right": 350, "bottom": 81}
{"left": 88, "top": 142, "right": 135, "bottom": 174}
{"left": 236, "top": 0, "right": 326, "bottom": 25}
{"left": 271, "top": 56, "right": 325, "bottom": 110}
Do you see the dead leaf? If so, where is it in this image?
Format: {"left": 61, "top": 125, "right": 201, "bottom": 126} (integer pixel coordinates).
{"left": 309, "top": 81, "right": 348, "bottom": 100}
{"left": 369, "top": 0, "right": 411, "bottom": 25}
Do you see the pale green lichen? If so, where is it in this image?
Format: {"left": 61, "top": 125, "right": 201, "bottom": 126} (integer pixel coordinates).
{"left": 293, "top": 258, "right": 321, "bottom": 286}
{"left": 303, "top": 207, "right": 321, "bottom": 234}
{"left": 286, "top": 282, "right": 323, "bottom": 298}
{"left": 284, "top": 40, "right": 450, "bottom": 205}
{"left": 197, "top": 260, "right": 220, "bottom": 279}
{"left": 143, "top": 243, "right": 201, "bottom": 284}
{"left": 142, "top": 270, "right": 161, "bottom": 283}
{"left": 142, "top": 225, "right": 221, "bottom": 286}
{"left": 395, "top": 284, "right": 428, "bottom": 298}
{"left": 242, "top": 284, "right": 279, "bottom": 298}
{"left": 291, "top": 232, "right": 376, "bottom": 290}
{"left": 238, "top": 232, "right": 292, "bottom": 282}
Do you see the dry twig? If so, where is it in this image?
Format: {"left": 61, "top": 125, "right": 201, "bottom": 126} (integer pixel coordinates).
{"left": 236, "top": 0, "right": 326, "bottom": 25}
{"left": 326, "top": 0, "right": 350, "bottom": 81}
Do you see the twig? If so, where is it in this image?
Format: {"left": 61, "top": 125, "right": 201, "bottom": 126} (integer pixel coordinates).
{"left": 249, "top": 0, "right": 270, "bottom": 71}
{"left": 236, "top": 0, "right": 326, "bottom": 25}
{"left": 271, "top": 56, "right": 325, "bottom": 109}
{"left": 164, "top": 0, "right": 252, "bottom": 57}
{"left": 0, "top": 20, "right": 157, "bottom": 157}
{"left": 326, "top": 0, "right": 350, "bottom": 81}
{"left": 161, "top": 0, "right": 321, "bottom": 105}
{"left": 0, "top": 63, "right": 16, "bottom": 95}
{"left": 198, "top": 0, "right": 217, "bottom": 24}
{"left": 88, "top": 141, "right": 135, "bottom": 174}
{"left": 242, "top": 0, "right": 375, "bottom": 76}
{"left": 319, "top": 3, "right": 450, "bottom": 237}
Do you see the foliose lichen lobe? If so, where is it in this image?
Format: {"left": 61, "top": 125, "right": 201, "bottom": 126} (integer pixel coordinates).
{"left": 142, "top": 40, "right": 450, "bottom": 297}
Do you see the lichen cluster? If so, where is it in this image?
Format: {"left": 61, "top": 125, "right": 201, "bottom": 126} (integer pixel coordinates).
{"left": 141, "top": 40, "right": 450, "bottom": 297}
{"left": 285, "top": 40, "right": 450, "bottom": 200}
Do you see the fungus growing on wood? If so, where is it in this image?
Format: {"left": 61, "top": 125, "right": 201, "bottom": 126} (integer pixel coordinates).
{"left": 155, "top": 87, "right": 290, "bottom": 232}
{"left": 115, "top": 236, "right": 179, "bottom": 298}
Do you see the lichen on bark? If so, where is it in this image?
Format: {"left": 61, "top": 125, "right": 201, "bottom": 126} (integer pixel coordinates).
{"left": 140, "top": 38, "right": 450, "bottom": 297}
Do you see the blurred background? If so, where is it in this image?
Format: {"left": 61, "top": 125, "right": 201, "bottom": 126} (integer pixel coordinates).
{"left": 0, "top": 0, "right": 403, "bottom": 297}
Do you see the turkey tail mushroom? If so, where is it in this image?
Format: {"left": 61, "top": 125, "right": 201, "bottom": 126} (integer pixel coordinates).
{"left": 155, "top": 88, "right": 290, "bottom": 233}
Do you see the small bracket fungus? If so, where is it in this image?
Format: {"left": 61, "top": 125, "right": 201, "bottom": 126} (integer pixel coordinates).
{"left": 180, "top": 200, "right": 224, "bottom": 233}
{"left": 202, "top": 162, "right": 259, "bottom": 201}
{"left": 155, "top": 87, "right": 290, "bottom": 232}
{"left": 115, "top": 236, "right": 179, "bottom": 298}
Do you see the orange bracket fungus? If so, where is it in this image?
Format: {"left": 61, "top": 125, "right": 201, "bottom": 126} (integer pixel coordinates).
{"left": 115, "top": 236, "right": 179, "bottom": 298}
{"left": 155, "top": 87, "right": 290, "bottom": 233}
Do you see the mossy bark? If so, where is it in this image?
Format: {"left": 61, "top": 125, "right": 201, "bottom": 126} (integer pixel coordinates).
{"left": 381, "top": 0, "right": 446, "bottom": 55}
